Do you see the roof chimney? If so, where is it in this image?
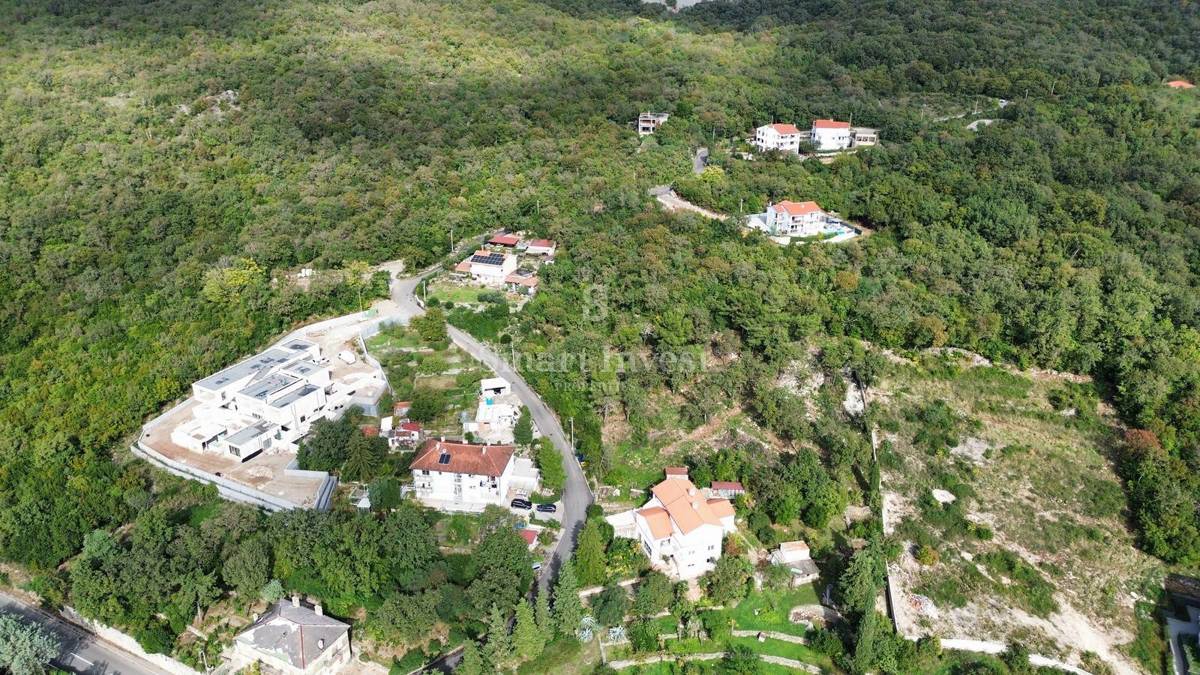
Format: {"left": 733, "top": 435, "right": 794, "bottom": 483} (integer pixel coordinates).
{"left": 291, "top": 595, "right": 300, "bottom": 608}
{"left": 314, "top": 604, "right": 323, "bottom": 616}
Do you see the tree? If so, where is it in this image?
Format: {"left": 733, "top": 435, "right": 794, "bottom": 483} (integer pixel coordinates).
{"left": 535, "top": 439, "right": 566, "bottom": 492}
{"left": 297, "top": 417, "right": 354, "bottom": 472}
{"left": 721, "top": 643, "right": 761, "bottom": 674}
{"left": 632, "top": 571, "right": 672, "bottom": 617}
{"left": 590, "top": 584, "right": 628, "bottom": 627}
{"left": 457, "top": 640, "right": 485, "bottom": 675}
{"left": 574, "top": 519, "right": 608, "bottom": 587}
{"left": 411, "top": 307, "right": 449, "bottom": 345}
{"left": 535, "top": 590, "right": 553, "bottom": 636}
{"left": 368, "top": 477, "right": 403, "bottom": 512}
{"left": 342, "top": 431, "right": 388, "bottom": 482}
{"left": 512, "top": 598, "right": 546, "bottom": 662}
{"left": 838, "top": 543, "right": 886, "bottom": 615}
{"left": 482, "top": 605, "right": 513, "bottom": 670}
{"left": 702, "top": 554, "right": 752, "bottom": 605}
{"left": 553, "top": 561, "right": 584, "bottom": 638}
{"left": 222, "top": 537, "right": 270, "bottom": 598}
{"left": 467, "top": 528, "right": 532, "bottom": 614}
{"left": 514, "top": 406, "right": 534, "bottom": 446}
{"left": 368, "top": 591, "right": 439, "bottom": 646}
{"left": 409, "top": 387, "right": 446, "bottom": 423}
{"left": 0, "top": 613, "right": 60, "bottom": 675}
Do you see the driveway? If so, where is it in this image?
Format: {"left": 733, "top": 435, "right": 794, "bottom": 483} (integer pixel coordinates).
{"left": 0, "top": 592, "right": 163, "bottom": 675}
{"left": 389, "top": 266, "right": 592, "bottom": 593}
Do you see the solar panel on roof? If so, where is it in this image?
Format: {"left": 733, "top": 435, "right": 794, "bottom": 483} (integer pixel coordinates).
{"left": 438, "top": 452, "right": 452, "bottom": 465}
{"left": 471, "top": 253, "right": 505, "bottom": 266}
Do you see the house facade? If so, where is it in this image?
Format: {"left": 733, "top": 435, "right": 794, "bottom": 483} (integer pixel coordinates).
{"left": 232, "top": 598, "right": 351, "bottom": 675}
{"left": 753, "top": 123, "right": 802, "bottom": 153}
{"left": 455, "top": 250, "right": 518, "bottom": 286}
{"left": 609, "top": 470, "right": 736, "bottom": 580}
{"left": 409, "top": 439, "right": 539, "bottom": 511}
{"left": 638, "top": 112, "right": 670, "bottom": 136}
{"left": 758, "top": 200, "right": 828, "bottom": 237}
{"left": 811, "top": 119, "right": 877, "bottom": 151}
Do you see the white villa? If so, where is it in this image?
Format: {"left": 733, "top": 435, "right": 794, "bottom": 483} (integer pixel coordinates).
{"left": 409, "top": 439, "right": 540, "bottom": 512}
{"left": 171, "top": 339, "right": 334, "bottom": 463}
{"left": 463, "top": 377, "right": 522, "bottom": 444}
{"left": 745, "top": 200, "right": 857, "bottom": 241}
{"left": 753, "top": 120, "right": 878, "bottom": 154}
{"left": 607, "top": 469, "right": 736, "bottom": 580}
{"left": 232, "top": 598, "right": 351, "bottom": 675}
{"left": 753, "top": 123, "right": 803, "bottom": 153}
{"left": 638, "top": 112, "right": 670, "bottom": 136}
{"left": 454, "top": 250, "right": 518, "bottom": 286}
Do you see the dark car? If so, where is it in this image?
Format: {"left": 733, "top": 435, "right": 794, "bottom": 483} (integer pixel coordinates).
{"left": 536, "top": 503, "right": 558, "bottom": 513}
{"left": 510, "top": 498, "right": 533, "bottom": 510}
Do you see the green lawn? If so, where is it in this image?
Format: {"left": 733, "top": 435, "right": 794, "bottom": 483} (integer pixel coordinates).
{"left": 719, "top": 586, "right": 820, "bottom": 637}
{"left": 429, "top": 282, "right": 487, "bottom": 306}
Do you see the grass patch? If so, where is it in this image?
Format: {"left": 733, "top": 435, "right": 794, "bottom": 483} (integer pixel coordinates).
{"left": 719, "top": 586, "right": 819, "bottom": 637}
{"left": 977, "top": 550, "right": 1058, "bottom": 617}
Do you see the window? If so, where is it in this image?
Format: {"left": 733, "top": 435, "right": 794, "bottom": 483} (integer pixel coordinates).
{"left": 230, "top": 446, "right": 241, "bottom": 458}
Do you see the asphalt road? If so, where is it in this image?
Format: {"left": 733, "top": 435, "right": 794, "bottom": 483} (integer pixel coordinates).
{"left": 389, "top": 265, "right": 592, "bottom": 594}
{"left": 0, "top": 592, "right": 164, "bottom": 675}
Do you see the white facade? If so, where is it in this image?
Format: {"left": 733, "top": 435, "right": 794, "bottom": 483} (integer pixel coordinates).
{"left": 760, "top": 201, "right": 827, "bottom": 237}
{"left": 609, "top": 474, "right": 736, "bottom": 580}
{"left": 811, "top": 120, "right": 853, "bottom": 151}
{"left": 753, "top": 123, "right": 802, "bottom": 153}
{"left": 465, "top": 378, "right": 521, "bottom": 444}
{"left": 457, "top": 250, "right": 518, "bottom": 286}
{"left": 638, "top": 112, "right": 669, "bottom": 136}
{"left": 409, "top": 440, "right": 538, "bottom": 512}
{"left": 171, "top": 339, "right": 334, "bottom": 463}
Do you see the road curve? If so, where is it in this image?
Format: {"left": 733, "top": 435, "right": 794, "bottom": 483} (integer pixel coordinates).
{"left": 0, "top": 592, "right": 164, "bottom": 675}
{"left": 388, "top": 268, "right": 593, "bottom": 594}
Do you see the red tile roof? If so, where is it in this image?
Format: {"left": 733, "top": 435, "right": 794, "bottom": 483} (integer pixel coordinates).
{"left": 505, "top": 272, "right": 539, "bottom": 287}
{"left": 636, "top": 507, "right": 674, "bottom": 539}
{"left": 399, "top": 421, "right": 422, "bottom": 432}
{"left": 454, "top": 260, "right": 472, "bottom": 273}
{"left": 518, "top": 529, "right": 538, "bottom": 546}
{"left": 1167, "top": 80, "right": 1196, "bottom": 89}
{"left": 773, "top": 200, "right": 823, "bottom": 216}
{"left": 812, "top": 119, "right": 851, "bottom": 129}
{"left": 362, "top": 425, "right": 379, "bottom": 437}
{"left": 710, "top": 481, "right": 745, "bottom": 492}
{"left": 410, "top": 439, "right": 515, "bottom": 477}
{"left": 664, "top": 466, "right": 689, "bottom": 476}
{"left": 528, "top": 238, "right": 555, "bottom": 249}
{"left": 650, "top": 478, "right": 732, "bottom": 535}
{"left": 489, "top": 234, "right": 522, "bottom": 246}
{"left": 769, "top": 123, "right": 801, "bottom": 135}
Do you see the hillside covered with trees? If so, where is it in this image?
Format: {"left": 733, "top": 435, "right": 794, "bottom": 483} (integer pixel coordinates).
{"left": 1, "top": 0, "right": 1199, "bottom": 670}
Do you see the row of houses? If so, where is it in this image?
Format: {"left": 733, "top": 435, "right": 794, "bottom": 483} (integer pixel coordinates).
{"left": 452, "top": 233, "right": 557, "bottom": 294}
{"left": 754, "top": 119, "right": 877, "bottom": 154}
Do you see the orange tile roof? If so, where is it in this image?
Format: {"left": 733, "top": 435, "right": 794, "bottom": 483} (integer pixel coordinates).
{"left": 504, "top": 272, "right": 539, "bottom": 287}
{"left": 489, "top": 234, "right": 522, "bottom": 246}
{"left": 813, "top": 119, "right": 851, "bottom": 129}
{"left": 707, "top": 498, "right": 736, "bottom": 519}
{"left": 1167, "top": 80, "right": 1196, "bottom": 89}
{"left": 529, "top": 238, "right": 555, "bottom": 249}
{"left": 650, "top": 478, "right": 732, "bottom": 535}
{"left": 454, "top": 260, "right": 472, "bottom": 273}
{"left": 637, "top": 507, "right": 674, "bottom": 540}
{"left": 773, "top": 200, "right": 823, "bottom": 216}
{"left": 410, "top": 439, "right": 514, "bottom": 477}
{"left": 769, "top": 123, "right": 801, "bottom": 135}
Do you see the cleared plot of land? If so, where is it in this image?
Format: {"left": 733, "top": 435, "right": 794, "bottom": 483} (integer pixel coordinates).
{"left": 874, "top": 352, "right": 1161, "bottom": 674}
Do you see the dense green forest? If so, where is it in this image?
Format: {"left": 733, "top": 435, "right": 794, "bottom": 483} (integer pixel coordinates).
{"left": 1, "top": 0, "right": 1199, "bottom": 670}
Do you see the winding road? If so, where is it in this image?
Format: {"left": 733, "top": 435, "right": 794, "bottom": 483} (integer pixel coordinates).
{"left": 0, "top": 592, "right": 162, "bottom": 675}
{"left": 389, "top": 266, "right": 592, "bottom": 593}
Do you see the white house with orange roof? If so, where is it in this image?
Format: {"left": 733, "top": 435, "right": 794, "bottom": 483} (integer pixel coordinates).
{"left": 811, "top": 119, "right": 877, "bottom": 151}
{"left": 753, "top": 123, "right": 803, "bottom": 153}
{"left": 745, "top": 199, "right": 859, "bottom": 241}
{"left": 607, "top": 468, "right": 736, "bottom": 580}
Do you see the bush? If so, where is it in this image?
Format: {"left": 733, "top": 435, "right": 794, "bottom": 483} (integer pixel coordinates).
{"left": 135, "top": 620, "right": 176, "bottom": 654}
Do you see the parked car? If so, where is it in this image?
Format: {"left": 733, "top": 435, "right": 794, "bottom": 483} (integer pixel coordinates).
{"left": 510, "top": 498, "right": 533, "bottom": 510}
{"left": 536, "top": 503, "right": 558, "bottom": 513}
{"left": 531, "top": 562, "right": 542, "bottom": 571}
